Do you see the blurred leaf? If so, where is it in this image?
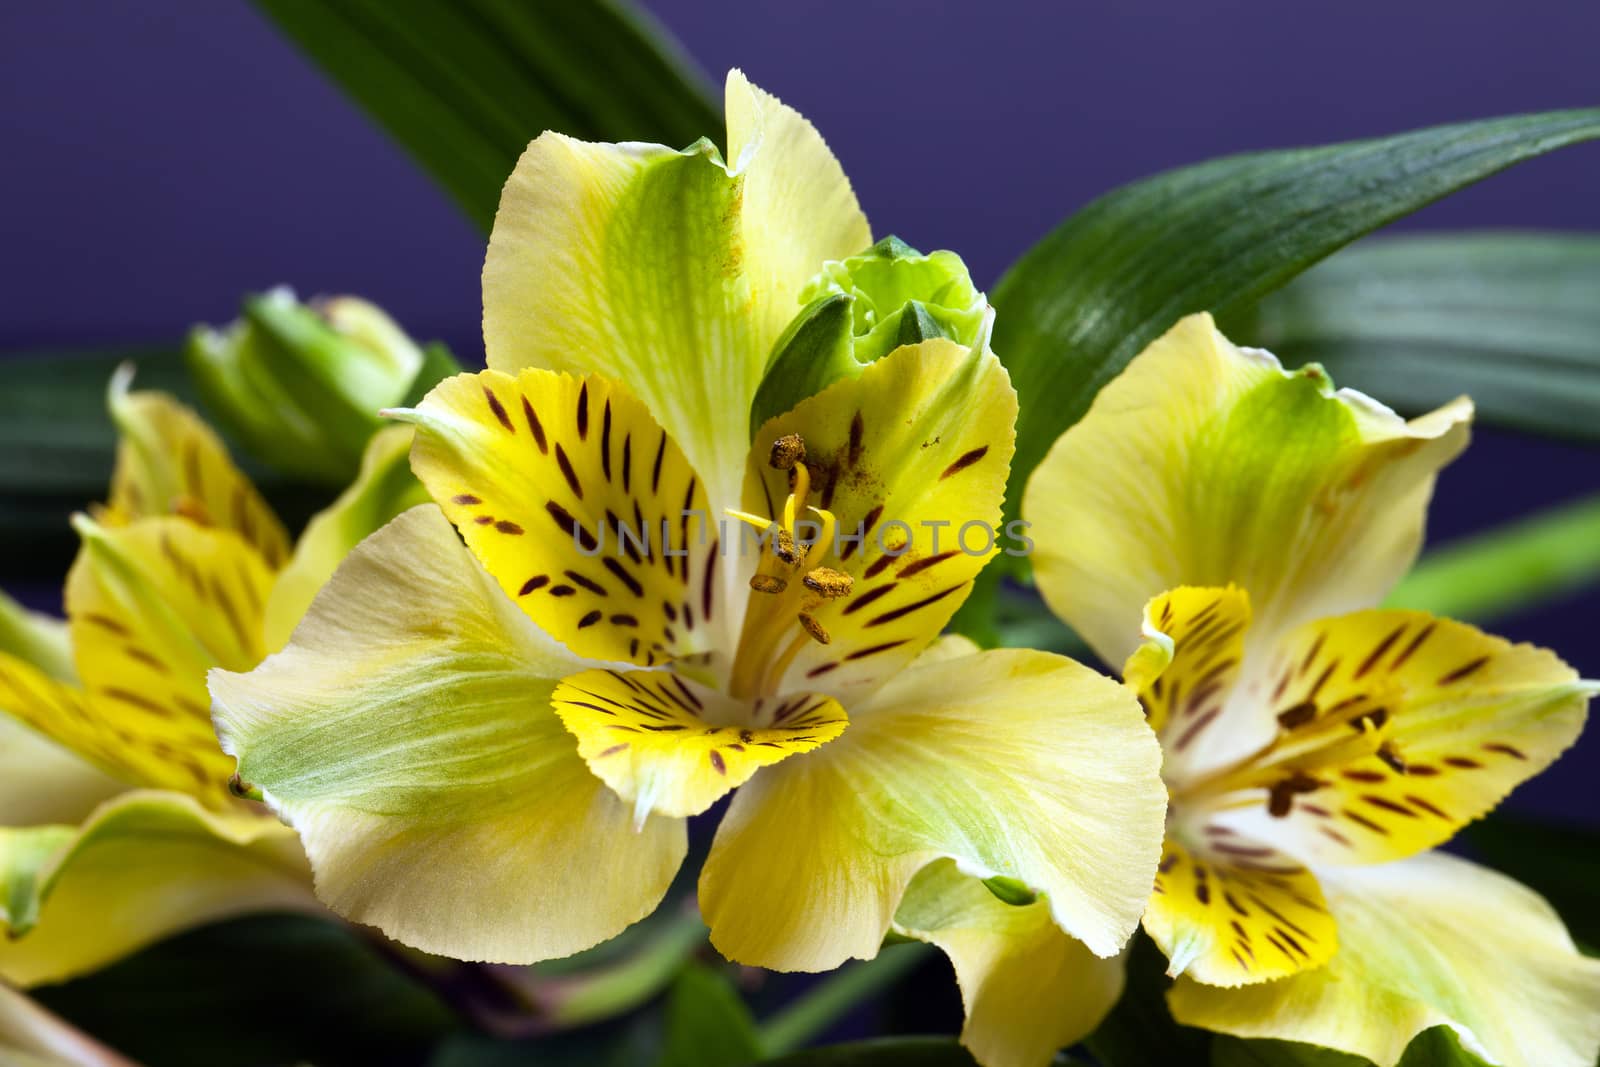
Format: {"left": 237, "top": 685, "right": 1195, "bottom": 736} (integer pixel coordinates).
{"left": 1238, "top": 233, "right": 1600, "bottom": 441}
{"left": 1464, "top": 814, "right": 1600, "bottom": 950}
{"left": 252, "top": 0, "right": 722, "bottom": 232}
{"left": 1083, "top": 932, "right": 1211, "bottom": 1067}
{"left": 759, "top": 1037, "right": 978, "bottom": 1066}
{"left": 0, "top": 348, "right": 333, "bottom": 573}
{"left": 1211, "top": 1026, "right": 1492, "bottom": 1067}
{"left": 975, "top": 108, "right": 1600, "bottom": 626}
{"left": 1385, "top": 492, "right": 1600, "bottom": 622}
{"left": 660, "top": 963, "right": 761, "bottom": 1067}
{"left": 32, "top": 912, "right": 457, "bottom": 1067}
{"left": 759, "top": 944, "right": 936, "bottom": 1056}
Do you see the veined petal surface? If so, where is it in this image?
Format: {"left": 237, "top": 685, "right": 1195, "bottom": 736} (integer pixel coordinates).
{"left": 105, "top": 368, "right": 289, "bottom": 569}
{"left": 0, "top": 668, "right": 126, "bottom": 826}
{"left": 1169, "top": 852, "right": 1600, "bottom": 1067}
{"left": 482, "top": 71, "right": 869, "bottom": 542}
{"left": 1025, "top": 312, "right": 1470, "bottom": 670}
{"left": 699, "top": 647, "right": 1164, "bottom": 971}
{"left": 743, "top": 340, "right": 1017, "bottom": 700}
{"left": 401, "top": 369, "right": 718, "bottom": 668}
{"left": 1216, "top": 609, "right": 1588, "bottom": 866}
{"left": 894, "top": 859, "right": 1125, "bottom": 1067}
{"left": 1144, "top": 834, "right": 1336, "bottom": 988}
{"left": 211, "top": 506, "right": 687, "bottom": 963}
{"left": 0, "top": 790, "right": 311, "bottom": 987}
{"left": 60, "top": 516, "right": 271, "bottom": 806}
{"left": 552, "top": 668, "right": 845, "bottom": 824}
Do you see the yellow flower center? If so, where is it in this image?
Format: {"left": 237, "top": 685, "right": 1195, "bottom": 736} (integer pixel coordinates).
{"left": 725, "top": 434, "right": 853, "bottom": 701}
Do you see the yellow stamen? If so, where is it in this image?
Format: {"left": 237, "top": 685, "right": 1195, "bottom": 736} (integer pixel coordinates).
{"left": 750, "top": 574, "right": 788, "bottom": 594}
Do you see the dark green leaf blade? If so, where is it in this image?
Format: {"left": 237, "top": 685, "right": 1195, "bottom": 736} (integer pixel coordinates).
{"left": 251, "top": 0, "right": 722, "bottom": 232}
{"left": 1240, "top": 232, "right": 1600, "bottom": 440}
{"left": 32, "top": 913, "right": 457, "bottom": 1067}
{"left": 758, "top": 1037, "right": 978, "bottom": 1066}
{"left": 660, "top": 963, "right": 762, "bottom": 1067}
{"left": 1211, "top": 1026, "right": 1493, "bottom": 1067}
{"left": 993, "top": 109, "right": 1600, "bottom": 537}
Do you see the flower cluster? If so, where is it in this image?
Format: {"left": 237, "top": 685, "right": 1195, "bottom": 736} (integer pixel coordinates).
{"left": 1, "top": 71, "right": 1594, "bottom": 1067}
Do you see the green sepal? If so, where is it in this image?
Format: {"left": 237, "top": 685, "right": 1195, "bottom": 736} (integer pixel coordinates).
{"left": 980, "top": 875, "right": 1038, "bottom": 907}
{"left": 750, "top": 237, "right": 989, "bottom": 431}
{"left": 187, "top": 290, "right": 447, "bottom": 485}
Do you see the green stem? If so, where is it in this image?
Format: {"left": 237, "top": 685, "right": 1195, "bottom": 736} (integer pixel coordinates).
{"left": 759, "top": 943, "right": 936, "bottom": 1056}
{"left": 501, "top": 904, "right": 708, "bottom": 1031}
{"left": 1385, "top": 493, "right": 1600, "bottom": 622}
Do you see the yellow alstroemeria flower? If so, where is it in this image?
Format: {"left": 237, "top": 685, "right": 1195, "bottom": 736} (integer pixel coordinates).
{"left": 208, "top": 71, "right": 1167, "bottom": 1032}
{"left": 0, "top": 368, "right": 426, "bottom": 985}
{"left": 997, "top": 312, "right": 1599, "bottom": 1067}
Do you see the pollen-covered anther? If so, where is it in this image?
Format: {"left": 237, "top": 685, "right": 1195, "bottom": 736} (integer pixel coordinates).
{"left": 750, "top": 574, "right": 788, "bottom": 594}
{"left": 769, "top": 433, "right": 806, "bottom": 471}
{"left": 774, "top": 529, "right": 802, "bottom": 566}
{"left": 802, "top": 567, "right": 853, "bottom": 598}
{"left": 798, "top": 612, "right": 831, "bottom": 645}
{"left": 173, "top": 496, "right": 214, "bottom": 526}
{"left": 1267, "top": 770, "right": 1324, "bottom": 817}
{"left": 1376, "top": 742, "right": 1408, "bottom": 774}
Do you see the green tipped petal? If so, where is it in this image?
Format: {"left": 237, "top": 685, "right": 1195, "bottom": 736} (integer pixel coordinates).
{"left": 212, "top": 506, "right": 686, "bottom": 963}
{"left": 482, "top": 70, "right": 870, "bottom": 527}
{"left": 0, "top": 791, "right": 312, "bottom": 987}
{"left": 895, "top": 859, "right": 1125, "bottom": 1067}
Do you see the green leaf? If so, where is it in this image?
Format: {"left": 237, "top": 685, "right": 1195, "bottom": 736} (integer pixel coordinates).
{"left": 1384, "top": 492, "right": 1600, "bottom": 622}
{"left": 1464, "top": 814, "right": 1600, "bottom": 951}
{"left": 758, "top": 1038, "right": 978, "bottom": 1066}
{"left": 758, "top": 944, "right": 936, "bottom": 1056}
{"left": 1211, "top": 1026, "right": 1492, "bottom": 1067}
{"left": 251, "top": 0, "right": 722, "bottom": 232}
{"left": 991, "top": 108, "right": 1600, "bottom": 551}
{"left": 1238, "top": 233, "right": 1600, "bottom": 441}
{"left": 659, "top": 963, "right": 762, "bottom": 1067}
{"left": 0, "top": 348, "right": 330, "bottom": 573}
{"left": 31, "top": 913, "right": 457, "bottom": 1067}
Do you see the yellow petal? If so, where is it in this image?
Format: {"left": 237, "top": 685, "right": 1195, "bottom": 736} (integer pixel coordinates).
{"left": 552, "top": 668, "right": 846, "bottom": 825}
{"left": 742, "top": 339, "right": 1017, "bottom": 700}
{"left": 105, "top": 366, "right": 289, "bottom": 569}
{"left": 0, "top": 682, "right": 125, "bottom": 828}
{"left": 1123, "top": 585, "right": 1258, "bottom": 781}
{"left": 893, "top": 859, "right": 1125, "bottom": 1067}
{"left": 62, "top": 516, "right": 271, "bottom": 807}
{"left": 1144, "top": 835, "right": 1336, "bottom": 988}
{"left": 0, "top": 790, "right": 311, "bottom": 987}
{"left": 262, "top": 424, "right": 429, "bottom": 651}
{"left": 483, "top": 73, "right": 868, "bottom": 526}
{"left": 1169, "top": 852, "right": 1600, "bottom": 1067}
{"left": 723, "top": 70, "right": 872, "bottom": 355}
{"left": 211, "top": 506, "right": 687, "bottom": 963}
{"left": 699, "top": 647, "right": 1165, "bottom": 971}
{"left": 1025, "top": 312, "right": 1470, "bottom": 670}
{"left": 1214, "top": 609, "right": 1589, "bottom": 866}
{"left": 399, "top": 369, "right": 720, "bottom": 666}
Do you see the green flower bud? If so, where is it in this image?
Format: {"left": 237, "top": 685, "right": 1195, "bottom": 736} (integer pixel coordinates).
{"left": 751, "top": 237, "right": 990, "bottom": 434}
{"left": 186, "top": 289, "right": 460, "bottom": 484}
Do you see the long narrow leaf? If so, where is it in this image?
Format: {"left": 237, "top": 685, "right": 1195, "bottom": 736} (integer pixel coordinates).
{"left": 1385, "top": 492, "right": 1600, "bottom": 622}
{"left": 252, "top": 0, "right": 722, "bottom": 231}
{"left": 993, "top": 109, "right": 1600, "bottom": 534}
{"left": 1239, "top": 232, "right": 1600, "bottom": 440}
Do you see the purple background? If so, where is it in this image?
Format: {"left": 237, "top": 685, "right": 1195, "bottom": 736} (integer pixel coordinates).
{"left": 1, "top": 1, "right": 1597, "bottom": 821}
